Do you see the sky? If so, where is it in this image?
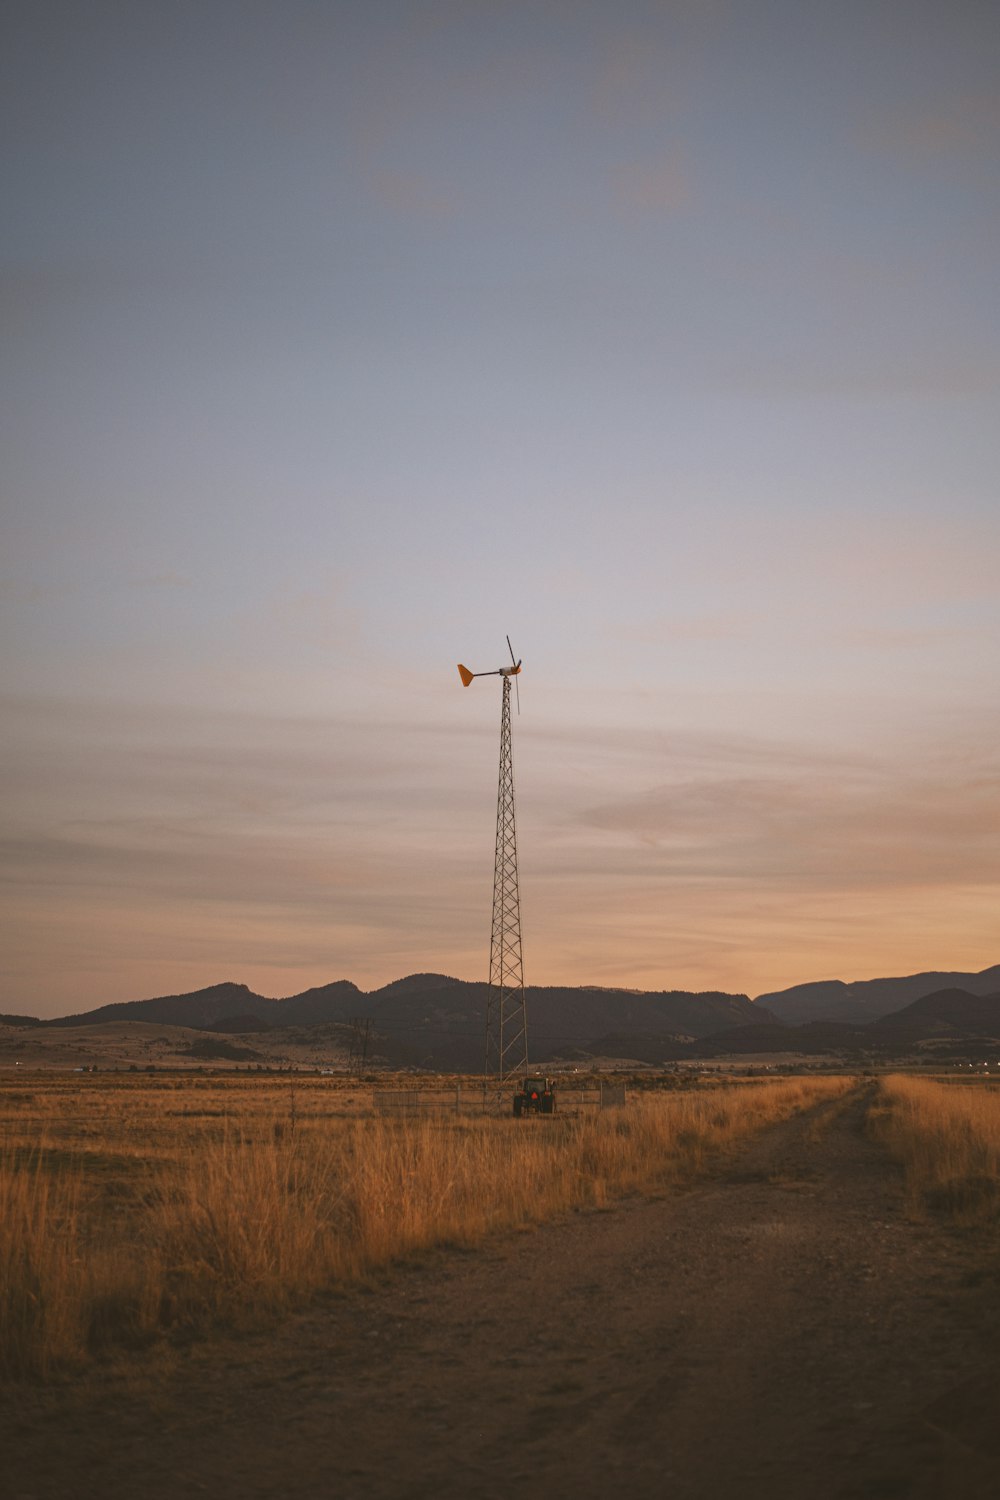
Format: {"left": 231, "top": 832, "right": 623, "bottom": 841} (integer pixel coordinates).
{"left": 2, "top": 0, "right": 998, "bottom": 1018}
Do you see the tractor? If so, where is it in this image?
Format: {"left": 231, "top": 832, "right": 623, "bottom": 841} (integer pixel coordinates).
{"left": 513, "top": 1075, "right": 556, "bottom": 1117}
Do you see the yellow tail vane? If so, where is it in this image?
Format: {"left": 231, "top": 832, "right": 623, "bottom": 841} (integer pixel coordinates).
{"left": 458, "top": 664, "right": 474, "bottom": 686}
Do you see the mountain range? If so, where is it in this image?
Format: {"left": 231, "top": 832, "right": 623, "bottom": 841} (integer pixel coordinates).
{"left": 31, "top": 975, "right": 766, "bottom": 1071}
{"left": 756, "top": 965, "right": 1000, "bottom": 1025}
{"left": 3, "top": 963, "right": 998, "bottom": 1069}
{"left": 657, "top": 986, "right": 1000, "bottom": 1064}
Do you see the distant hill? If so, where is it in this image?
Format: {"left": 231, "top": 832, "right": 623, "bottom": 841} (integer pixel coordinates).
{"left": 180, "top": 1037, "right": 264, "bottom": 1062}
{"left": 360, "top": 978, "right": 768, "bottom": 1071}
{"left": 198, "top": 1013, "right": 273, "bottom": 1034}
{"left": 25, "top": 967, "right": 1000, "bottom": 1070}
{"left": 688, "top": 1020, "right": 860, "bottom": 1058}
{"left": 47, "top": 979, "right": 362, "bottom": 1031}
{"left": 884, "top": 987, "right": 1000, "bottom": 1033}
{"left": 755, "top": 965, "right": 1000, "bottom": 1025}
{"left": 39, "top": 973, "right": 766, "bottom": 1072}
{"left": 687, "top": 988, "right": 1000, "bottom": 1060}
{"left": 867, "top": 988, "right": 1000, "bottom": 1046}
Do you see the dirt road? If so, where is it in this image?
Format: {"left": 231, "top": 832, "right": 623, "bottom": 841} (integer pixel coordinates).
{"left": 5, "top": 1085, "right": 998, "bottom": 1499}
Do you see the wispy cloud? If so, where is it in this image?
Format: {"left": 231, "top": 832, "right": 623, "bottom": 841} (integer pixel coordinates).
{"left": 612, "top": 151, "right": 691, "bottom": 214}
{"left": 857, "top": 92, "right": 1000, "bottom": 166}
{"left": 3, "top": 688, "right": 998, "bottom": 1013}
{"left": 575, "top": 758, "right": 1000, "bottom": 890}
{"left": 371, "top": 168, "right": 458, "bottom": 219}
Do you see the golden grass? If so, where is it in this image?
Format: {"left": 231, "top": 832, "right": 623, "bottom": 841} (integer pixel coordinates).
{"left": 0, "top": 1072, "right": 851, "bottom": 1379}
{"left": 871, "top": 1074, "right": 1000, "bottom": 1224}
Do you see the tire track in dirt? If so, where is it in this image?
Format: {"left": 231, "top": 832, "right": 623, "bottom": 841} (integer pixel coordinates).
{"left": 5, "top": 1084, "right": 998, "bottom": 1500}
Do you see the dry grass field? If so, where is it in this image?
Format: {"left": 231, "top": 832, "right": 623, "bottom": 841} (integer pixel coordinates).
{"left": 6, "top": 1072, "right": 1000, "bottom": 1500}
{"left": 1, "top": 1070, "right": 852, "bottom": 1380}
{"left": 872, "top": 1073, "right": 1000, "bottom": 1224}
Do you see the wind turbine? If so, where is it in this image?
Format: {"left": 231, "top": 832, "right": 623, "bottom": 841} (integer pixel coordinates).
{"left": 457, "top": 636, "right": 528, "bottom": 1102}
{"left": 457, "top": 635, "right": 521, "bottom": 713}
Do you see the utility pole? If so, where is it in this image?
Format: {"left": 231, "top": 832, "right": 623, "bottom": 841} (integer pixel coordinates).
{"left": 347, "top": 1016, "right": 372, "bottom": 1077}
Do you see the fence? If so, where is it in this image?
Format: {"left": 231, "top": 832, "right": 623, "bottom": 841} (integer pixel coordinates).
{"left": 373, "top": 1084, "right": 627, "bottom": 1116}
{"left": 373, "top": 1089, "right": 423, "bottom": 1117}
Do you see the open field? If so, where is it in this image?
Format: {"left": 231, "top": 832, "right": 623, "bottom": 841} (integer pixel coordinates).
{"left": 4, "top": 1073, "right": 999, "bottom": 1499}
{"left": 871, "top": 1073, "right": 1000, "bottom": 1224}
{"left": 1, "top": 1070, "right": 849, "bottom": 1379}
{"left": 0, "top": 1018, "right": 357, "bottom": 1071}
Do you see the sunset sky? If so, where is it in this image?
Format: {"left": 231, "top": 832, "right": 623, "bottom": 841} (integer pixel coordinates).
{"left": 3, "top": 1, "right": 998, "bottom": 1018}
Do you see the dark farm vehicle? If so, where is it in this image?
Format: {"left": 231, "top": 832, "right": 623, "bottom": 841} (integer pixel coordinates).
{"left": 513, "top": 1076, "right": 556, "bottom": 1117}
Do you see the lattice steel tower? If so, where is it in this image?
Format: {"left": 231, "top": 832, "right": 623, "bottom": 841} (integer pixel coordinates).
{"left": 457, "top": 639, "right": 529, "bottom": 1103}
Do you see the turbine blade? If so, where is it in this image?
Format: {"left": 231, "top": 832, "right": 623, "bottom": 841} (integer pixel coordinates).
{"left": 507, "top": 634, "right": 517, "bottom": 667}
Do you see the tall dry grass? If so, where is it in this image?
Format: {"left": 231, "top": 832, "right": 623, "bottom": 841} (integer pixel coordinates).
{"left": 1, "top": 1074, "right": 850, "bottom": 1379}
{"left": 872, "top": 1074, "right": 1000, "bottom": 1224}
